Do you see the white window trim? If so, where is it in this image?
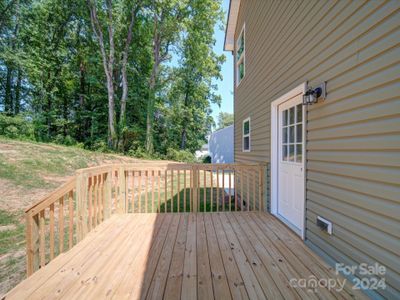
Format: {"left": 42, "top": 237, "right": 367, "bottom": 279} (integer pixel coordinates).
{"left": 236, "top": 23, "right": 245, "bottom": 87}
{"left": 242, "top": 117, "right": 251, "bottom": 152}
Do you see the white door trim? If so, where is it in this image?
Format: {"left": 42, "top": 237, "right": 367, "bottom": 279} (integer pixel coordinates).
{"left": 270, "top": 83, "right": 307, "bottom": 240}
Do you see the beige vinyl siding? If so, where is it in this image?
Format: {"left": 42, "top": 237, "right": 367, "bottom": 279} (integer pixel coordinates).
{"left": 232, "top": 0, "right": 400, "bottom": 298}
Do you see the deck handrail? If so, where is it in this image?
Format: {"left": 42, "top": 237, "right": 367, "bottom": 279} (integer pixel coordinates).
{"left": 25, "top": 162, "right": 266, "bottom": 276}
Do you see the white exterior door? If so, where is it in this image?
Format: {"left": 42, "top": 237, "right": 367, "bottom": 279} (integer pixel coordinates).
{"left": 277, "top": 95, "right": 305, "bottom": 232}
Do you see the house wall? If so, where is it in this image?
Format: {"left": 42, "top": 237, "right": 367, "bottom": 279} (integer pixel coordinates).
{"left": 232, "top": 0, "right": 400, "bottom": 298}
{"left": 209, "top": 125, "right": 234, "bottom": 164}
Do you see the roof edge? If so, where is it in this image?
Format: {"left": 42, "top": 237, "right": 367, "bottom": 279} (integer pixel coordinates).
{"left": 224, "top": 0, "right": 241, "bottom": 52}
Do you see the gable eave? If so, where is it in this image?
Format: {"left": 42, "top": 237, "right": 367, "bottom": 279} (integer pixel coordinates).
{"left": 224, "top": 0, "right": 241, "bottom": 52}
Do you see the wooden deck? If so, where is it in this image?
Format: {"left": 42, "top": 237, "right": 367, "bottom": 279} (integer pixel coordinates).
{"left": 6, "top": 212, "right": 365, "bottom": 299}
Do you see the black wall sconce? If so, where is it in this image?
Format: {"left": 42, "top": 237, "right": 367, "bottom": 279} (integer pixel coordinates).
{"left": 303, "top": 82, "right": 327, "bottom": 105}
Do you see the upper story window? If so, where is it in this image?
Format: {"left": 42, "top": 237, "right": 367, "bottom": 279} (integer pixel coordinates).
{"left": 243, "top": 117, "right": 250, "bottom": 152}
{"left": 236, "top": 24, "right": 245, "bottom": 86}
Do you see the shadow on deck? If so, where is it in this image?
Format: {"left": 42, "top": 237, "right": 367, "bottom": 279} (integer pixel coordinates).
{"left": 6, "top": 212, "right": 365, "bottom": 299}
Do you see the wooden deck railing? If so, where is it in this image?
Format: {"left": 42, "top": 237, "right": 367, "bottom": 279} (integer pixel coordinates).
{"left": 25, "top": 162, "right": 266, "bottom": 276}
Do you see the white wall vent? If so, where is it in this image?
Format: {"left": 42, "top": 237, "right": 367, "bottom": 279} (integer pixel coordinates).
{"left": 316, "top": 216, "right": 333, "bottom": 235}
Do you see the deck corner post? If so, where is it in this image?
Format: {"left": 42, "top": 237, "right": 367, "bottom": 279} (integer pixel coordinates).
{"left": 76, "top": 172, "right": 88, "bottom": 241}
{"left": 103, "top": 169, "right": 112, "bottom": 219}
{"left": 118, "top": 166, "right": 127, "bottom": 213}
{"left": 26, "top": 211, "right": 39, "bottom": 276}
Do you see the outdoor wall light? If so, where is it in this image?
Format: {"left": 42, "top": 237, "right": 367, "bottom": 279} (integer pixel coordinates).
{"left": 303, "top": 82, "right": 327, "bottom": 105}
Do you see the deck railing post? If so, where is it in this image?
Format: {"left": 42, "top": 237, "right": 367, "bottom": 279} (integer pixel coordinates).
{"left": 192, "top": 165, "right": 198, "bottom": 212}
{"left": 118, "top": 167, "right": 127, "bottom": 213}
{"left": 76, "top": 172, "right": 88, "bottom": 241}
{"left": 26, "top": 212, "right": 39, "bottom": 276}
{"left": 103, "top": 169, "right": 112, "bottom": 219}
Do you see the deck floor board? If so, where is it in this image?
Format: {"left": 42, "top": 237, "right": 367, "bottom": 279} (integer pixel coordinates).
{"left": 6, "top": 212, "right": 366, "bottom": 300}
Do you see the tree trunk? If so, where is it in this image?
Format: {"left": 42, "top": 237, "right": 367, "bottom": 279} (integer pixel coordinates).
{"left": 145, "top": 26, "right": 161, "bottom": 154}
{"left": 180, "top": 87, "right": 190, "bottom": 150}
{"left": 106, "top": 72, "right": 116, "bottom": 148}
{"left": 180, "top": 129, "right": 187, "bottom": 150}
{"left": 4, "top": 65, "right": 13, "bottom": 115}
{"left": 119, "top": 6, "right": 137, "bottom": 133}
{"left": 145, "top": 96, "right": 154, "bottom": 154}
{"left": 87, "top": 0, "right": 117, "bottom": 149}
{"left": 14, "top": 68, "right": 22, "bottom": 114}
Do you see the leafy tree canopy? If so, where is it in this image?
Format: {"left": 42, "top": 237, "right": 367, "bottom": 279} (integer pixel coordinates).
{"left": 0, "top": 0, "right": 225, "bottom": 160}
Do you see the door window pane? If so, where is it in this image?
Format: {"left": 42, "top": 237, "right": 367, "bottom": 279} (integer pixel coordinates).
{"left": 289, "top": 107, "right": 295, "bottom": 124}
{"left": 282, "top": 110, "right": 288, "bottom": 126}
{"left": 296, "top": 124, "right": 302, "bottom": 143}
{"left": 296, "top": 144, "right": 302, "bottom": 162}
{"left": 289, "top": 145, "right": 295, "bottom": 162}
{"left": 289, "top": 126, "right": 294, "bottom": 143}
{"left": 282, "top": 145, "right": 288, "bottom": 161}
{"left": 296, "top": 104, "right": 302, "bottom": 123}
{"left": 282, "top": 127, "right": 287, "bottom": 143}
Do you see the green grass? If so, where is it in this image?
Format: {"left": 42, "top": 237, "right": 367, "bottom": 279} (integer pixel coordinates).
{"left": 0, "top": 136, "right": 139, "bottom": 190}
{"left": 0, "top": 210, "right": 25, "bottom": 256}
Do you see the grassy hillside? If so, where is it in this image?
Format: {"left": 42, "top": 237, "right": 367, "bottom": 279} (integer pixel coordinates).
{"left": 0, "top": 137, "right": 149, "bottom": 295}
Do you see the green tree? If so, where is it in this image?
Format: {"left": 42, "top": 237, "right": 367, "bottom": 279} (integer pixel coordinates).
{"left": 166, "top": 0, "right": 224, "bottom": 152}
{"left": 87, "top": 0, "right": 141, "bottom": 149}
{"left": 144, "top": 0, "right": 188, "bottom": 154}
{"left": 217, "top": 112, "right": 233, "bottom": 129}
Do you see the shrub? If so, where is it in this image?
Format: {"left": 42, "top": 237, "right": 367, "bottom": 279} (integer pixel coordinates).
{"left": 202, "top": 155, "right": 211, "bottom": 163}
{"left": 91, "top": 139, "right": 109, "bottom": 153}
{"left": 166, "top": 148, "right": 196, "bottom": 163}
{"left": 128, "top": 146, "right": 159, "bottom": 160}
{"left": 0, "top": 114, "right": 35, "bottom": 140}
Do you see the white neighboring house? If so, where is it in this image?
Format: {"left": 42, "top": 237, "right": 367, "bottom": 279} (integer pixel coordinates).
{"left": 195, "top": 143, "right": 209, "bottom": 159}
{"left": 208, "top": 124, "right": 234, "bottom": 164}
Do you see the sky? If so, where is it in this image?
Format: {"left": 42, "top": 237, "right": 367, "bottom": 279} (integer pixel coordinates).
{"left": 210, "top": 0, "right": 234, "bottom": 126}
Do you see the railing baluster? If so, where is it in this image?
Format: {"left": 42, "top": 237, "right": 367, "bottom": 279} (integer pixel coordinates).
{"left": 229, "top": 171, "right": 232, "bottom": 212}
{"left": 197, "top": 169, "right": 200, "bottom": 209}
{"left": 118, "top": 168, "right": 126, "bottom": 213}
{"left": 240, "top": 169, "right": 244, "bottom": 211}
{"left": 39, "top": 210, "right": 45, "bottom": 268}
{"left": 88, "top": 177, "right": 92, "bottom": 231}
{"left": 145, "top": 170, "right": 148, "bottom": 213}
{"left": 216, "top": 168, "right": 219, "bottom": 212}
{"left": 170, "top": 169, "right": 174, "bottom": 212}
{"left": 68, "top": 190, "right": 74, "bottom": 249}
{"left": 93, "top": 175, "right": 98, "bottom": 226}
{"left": 247, "top": 171, "right": 250, "bottom": 212}
{"left": 158, "top": 170, "right": 161, "bottom": 213}
{"left": 139, "top": 171, "right": 142, "bottom": 213}
{"left": 164, "top": 170, "right": 167, "bottom": 213}
{"left": 222, "top": 170, "right": 225, "bottom": 211}
{"left": 184, "top": 170, "right": 187, "bottom": 212}
{"left": 49, "top": 204, "right": 55, "bottom": 260}
{"left": 132, "top": 171, "right": 136, "bottom": 212}
{"left": 151, "top": 170, "right": 155, "bottom": 213}
{"left": 234, "top": 169, "right": 238, "bottom": 211}
{"left": 253, "top": 170, "right": 256, "bottom": 211}
{"left": 210, "top": 168, "right": 213, "bottom": 212}
{"left": 203, "top": 170, "right": 206, "bottom": 212}
{"left": 177, "top": 170, "right": 180, "bottom": 213}
{"left": 259, "top": 165, "right": 264, "bottom": 212}
{"left": 59, "top": 197, "right": 64, "bottom": 254}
